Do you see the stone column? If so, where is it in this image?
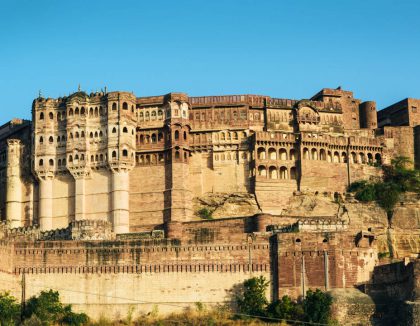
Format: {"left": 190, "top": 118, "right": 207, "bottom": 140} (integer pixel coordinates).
{"left": 6, "top": 140, "right": 23, "bottom": 228}
{"left": 39, "top": 178, "right": 53, "bottom": 231}
{"left": 111, "top": 171, "right": 129, "bottom": 234}
{"left": 74, "top": 177, "right": 86, "bottom": 221}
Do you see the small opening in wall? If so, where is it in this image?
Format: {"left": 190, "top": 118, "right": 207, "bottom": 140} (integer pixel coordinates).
{"left": 295, "top": 238, "right": 301, "bottom": 243}
{"left": 322, "top": 238, "right": 328, "bottom": 243}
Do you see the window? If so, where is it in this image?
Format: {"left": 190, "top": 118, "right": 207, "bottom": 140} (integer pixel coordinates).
{"left": 49, "top": 159, "right": 54, "bottom": 166}
{"left": 123, "top": 127, "right": 128, "bottom": 133}
{"left": 112, "top": 103, "right": 117, "bottom": 110}
{"left": 112, "top": 127, "right": 117, "bottom": 133}
{"left": 39, "top": 159, "right": 44, "bottom": 166}
{"left": 412, "top": 106, "right": 418, "bottom": 113}
{"left": 183, "top": 131, "right": 187, "bottom": 140}
{"left": 112, "top": 151, "right": 117, "bottom": 159}
{"left": 39, "top": 136, "right": 44, "bottom": 144}
{"left": 122, "top": 102, "right": 128, "bottom": 110}
{"left": 49, "top": 136, "right": 53, "bottom": 143}
{"left": 122, "top": 149, "right": 128, "bottom": 157}
{"left": 49, "top": 112, "right": 53, "bottom": 120}
{"left": 39, "top": 112, "right": 44, "bottom": 120}
{"left": 175, "top": 130, "right": 179, "bottom": 140}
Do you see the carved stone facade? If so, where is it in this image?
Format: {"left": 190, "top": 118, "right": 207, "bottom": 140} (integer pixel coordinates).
{"left": 0, "top": 87, "right": 418, "bottom": 233}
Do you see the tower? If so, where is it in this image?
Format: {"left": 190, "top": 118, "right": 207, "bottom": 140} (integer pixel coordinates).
{"left": 163, "top": 93, "right": 192, "bottom": 226}
{"left": 107, "top": 92, "right": 136, "bottom": 234}
{"left": 6, "top": 139, "right": 23, "bottom": 228}
{"left": 359, "top": 101, "right": 378, "bottom": 129}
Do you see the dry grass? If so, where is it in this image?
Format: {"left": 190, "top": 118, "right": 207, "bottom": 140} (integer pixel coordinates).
{"left": 88, "top": 305, "right": 284, "bottom": 326}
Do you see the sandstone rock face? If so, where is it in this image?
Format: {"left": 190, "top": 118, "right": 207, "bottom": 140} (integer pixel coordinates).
{"left": 193, "top": 193, "right": 261, "bottom": 219}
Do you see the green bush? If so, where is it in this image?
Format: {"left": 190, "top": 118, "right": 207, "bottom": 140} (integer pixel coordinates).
{"left": 354, "top": 183, "right": 377, "bottom": 202}
{"left": 236, "top": 276, "right": 269, "bottom": 318}
{"left": 0, "top": 291, "right": 20, "bottom": 326}
{"left": 303, "top": 289, "right": 333, "bottom": 324}
{"left": 197, "top": 208, "right": 213, "bottom": 219}
{"left": 23, "top": 290, "right": 88, "bottom": 326}
{"left": 266, "top": 295, "right": 304, "bottom": 321}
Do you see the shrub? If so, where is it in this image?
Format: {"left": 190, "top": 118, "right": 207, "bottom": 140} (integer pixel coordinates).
{"left": 266, "top": 295, "right": 304, "bottom": 322}
{"left": 0, "top": 291, "right": 20, "bottom": 326}
{"left": 23, "top": 290, "right": 88, "bottom": 326}
{"left": 236, "top": 276, "right": 269, "bottom": 318}
{"left": 197, "top": 208, "right": 213, "bottom": 219}
{"left": 354, "top": 183, "right": 376, "bottom": 202}
{"left": 303, "top": 289, "right": 333, "bottom": 324}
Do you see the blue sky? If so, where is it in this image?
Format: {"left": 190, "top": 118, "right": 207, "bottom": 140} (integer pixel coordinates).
{"left": 0, "top": 0, "right": 419, "bottom": 124}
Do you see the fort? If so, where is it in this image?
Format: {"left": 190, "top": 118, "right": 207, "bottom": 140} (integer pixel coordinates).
{"left": 0, "top": 87, "right": 419, "bottom": 324}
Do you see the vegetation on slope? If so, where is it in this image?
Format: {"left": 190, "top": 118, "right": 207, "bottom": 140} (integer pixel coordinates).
{"left": 348, "top": 156, "right": 419, "bottom": 221}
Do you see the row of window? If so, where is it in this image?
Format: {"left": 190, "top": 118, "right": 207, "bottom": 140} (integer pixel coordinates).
{"left": 256, "top": 147, "right": 382, "bottom": 164}
{"left": 257, "top": 166, "right": 297, "bottom": 180}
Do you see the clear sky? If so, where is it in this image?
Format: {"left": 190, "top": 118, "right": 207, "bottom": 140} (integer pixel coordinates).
{"left": 1, "top": 0, "right": 419, "bottom": 125}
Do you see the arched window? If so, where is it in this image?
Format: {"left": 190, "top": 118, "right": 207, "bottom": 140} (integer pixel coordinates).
{"left": 49, "top": 112, "right": 53, "bottom": 120}
{"left": 319, "top": 149, "right": 326, "bottom": 161}
{"left": 359, "top": 152, "right": 365, "bottom": 164}
{"left": 90, "top": 132, "right": 94, "bottom": 138}
{"left": 94, "top": 107, "right": 98, "bottom": 117}
{"left": 90, "top": 155, "right": 94, "bottom": 162}
{"left": 145, "top": 111, "right": 150, "bottom": 120}
{"left": 367, "top": 153, "right": 373, "bottom": 163}
{"left": 333, "top": 151, "right": 340, "bottom": 163}
{"left": 269, "top": 166, "right": 278, "bottom": 179}
{"left": 140, "top": 135, "right": 144, "bottom": 143}
{"left": 62, "top": 158, "right": 66, "bottom": 166}
{"left": 221, "top": 132, "right": 225, "bottom": 140}
{"left": 175, "top": 151, "right": 180, "bottom": 159}
{"left": 81, "top": 131, "right": 85, "bottom": 138}
{"left": 112, "top": 103, "right": 117, "bottom": 110}
{"left": 289, "top": 149, "right": 296, "bottom": 160}
{"left": 122, "top": 102, "right": 128, "bottom": 110}
{"left": 69, "top": 155, "right": 73, "bottom": 163}
{"left": 49, "top": 136, "right": 53, "bottom": 143}
{"left": 311, "top": 148, "right": 318, "bottom": 160}
{"left": 258, "top": 166, "right": 267, "bottom": 177}
{"left": 375, "top": 153, "right": 382, "bottom": 165}
{"left": 75, "top": 107, "right": 79, "bottom": 115}
{"left": 81, "top": 154, "right": 85, "bottom": 161}
{"left": 122, "top": 149, "right": 128, "bottom": 157}
{"left": 89, "top": 108, "right": 94, "bottom": 116}
{"left": 75, "top": 154, "right": 79, "bottom": 161}
{"left": 100, "top": 154, "right": 104, "bottom": 161}
{"left": 39, "top": 136, "right": 44, "bottom": 144}
{"left": 49, "top": 159, "right": 54, "bottom": 166}
{"left": 39, "top": 159, "right": 44, "bottom": 166}
{"left": 342, "top": 152, "right": 347, "bottom": 163}
{"left": 39, "top": 112, "right": 44, "bottom": 120}
{"left": 112, "top": 151, "right": 117, "bottom": 159}
{"left": 112, "top": 127, "right": 117, "bottom": 133}
{"left": 280, "top": 166, "right": 288, "bottom": 179}
{"left": 158, "top": 133, "right": 163, "bottom": 142}
{"left": 69, "top": 108, "right": 73, "bottom": 116}
{"left": 151, "top": 111, "right": 156, "bottom": 120}
{"left": 151, "top": 134, "right": 157, "bottom": 143}
{"left": 158, "top": 110, "right": 163, "bottom": 120}
{"left": 183, "top": 131, "right": 187, "bottom": 140}
{"left": 123, "top": 127, "right": 128, "bottom": 133}
{"left": 268, "top": 148, "right": 277, "bottom": 160}
{"left": 257, "top": 147, "right": 266, "bottom": 160}
{"left": 175, "top": 130, "right": 179, "bottom": 140}
{"left": 58, "top": 159, "right": 62, "bottom": 167}
{"left": 303, "top": 148, "right": 309, "bottom": 160}
{"left": 279, "top": 148, "right": 287, "bottom": 160}
{"left": 139, "top": 112, "right": 144, "bottom": 120}
{"left": 80, "top": 107, "right": 85, "bottom": 115}
{"left": 99, "top": 131, "right": 103, "bottom": 137}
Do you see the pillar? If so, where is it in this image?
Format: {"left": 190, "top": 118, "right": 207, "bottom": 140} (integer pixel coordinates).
{"left": 74, "top": 178, "right": 86, "bottom": 221}
{"left": 39, "top": 178, "right": 53, "bottom": 231}
{"left": 6, "top": 140, "right": 23, "bottom": 228}
{"left": 111, "top": 171, "right": 129, "bottom": 234}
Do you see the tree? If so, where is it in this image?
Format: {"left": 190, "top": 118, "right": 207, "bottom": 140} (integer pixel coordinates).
{"left": 303, "top": 289, "right": 333, "bottom": 324}
{"left": 266, "top": 295, "right": 304, "bottom": 322}
{"left": 236, "top": 276, "right": 269, "bottom": 317}
{"left": 0, "top": 292, "right": 20, "bottom": 326}
{"left": 23, "top": 290, "right": 88, "bottom": 326}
